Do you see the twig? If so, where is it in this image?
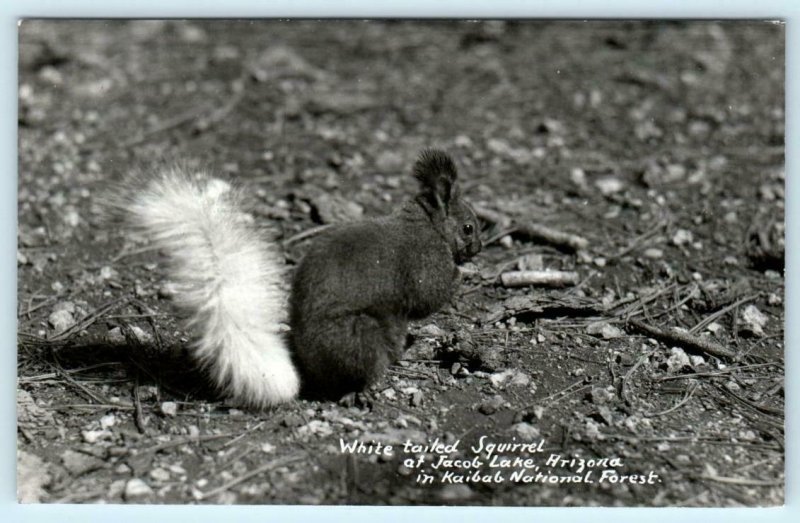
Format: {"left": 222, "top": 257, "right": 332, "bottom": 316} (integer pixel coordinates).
{"left": 51, "top": 356, "right": 111, "bottom": 405}
{"left": 18, "top": 295, "right": 59, "bottom": 318}
{"left": 616, "top": 283, "right": 679, "bottom": 319}
{"left": 655, "top": 362, "right": 781, "bottom": 382}
{"left": 714, "top": 384, "right": 783, "bottom": 417}
{"left": 689, "top": 294, "right": 761, "bottom": 334}
{"left": 515, "top": 222, "right": 589, "bottom": 252}
{"left": 197, "top": 454, "right": 304, "bottom": 501}
{"left": 621, "top": 352, "right": 649, "bottom": 405}
{"left": 132, "top": 380, "right": 147, "bottom": 435}
{"left": 282, "top": 224, "right": 333, "bottom": 247}
{"left": 474, "top": 207, "right": 588, "bottom": 251}
{"left": 500, "top": 270, "right": 579, "bottom": 288}
{"left": 643, "top": 383, "right": 698, "bottom": 417}
{"left": 697, "top": 474, "right": 783, "bottom": 487}
{"left": 117, "top": 103, "right": 214, "bottom": 149}
{"left": 483, "top": 226, "right": 518, "bottom": 247}
{"left": 138, "top": 433, "right": 234, "bottom": 455}
{"left": 627, "top": 319, "right": 738, "bottom": 361}
{"left": 607, "top": 219, "right": 668, "bottom": 261}
{"left": 474, "top": 206, "right": 512, "bottom": 228}
{"left": 48, "top": 295, "right": 131, "bottom": 342}
{"left": 19, "top": 362, "right": 125, "bottom": 383}
{"left": 222, "top": 421, "right": 265, "bottom": 448}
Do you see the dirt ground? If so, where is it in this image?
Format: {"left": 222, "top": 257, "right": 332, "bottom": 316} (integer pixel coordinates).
{"left": 17, "top": 20, "right": 784, "bottom": 506}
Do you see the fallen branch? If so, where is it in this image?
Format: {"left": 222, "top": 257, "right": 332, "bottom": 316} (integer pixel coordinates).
{"left": 516, "top": 222, "right": 589, "bottom": 252}
{"left": 474, "top": 206, "right": 512, "bottom": 228}
{"left": 627, "top": 319, "right": 738, "bottom": 361}
{"left": 474, "top": 207, "right": 588, "bottom": 252}
{"left": 501, "top": 270, "right": 579, "bottom": 288}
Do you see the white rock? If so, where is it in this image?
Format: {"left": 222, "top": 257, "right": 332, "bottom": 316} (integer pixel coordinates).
{"left": 666, "top": 347, "right": 691, "bottom": 373}
{"left": 741, "top": 305, "right": 768, "bottom": 337}
{"left": 586, "top": 321, "right": 624, "bottom": 339}
{"left": 418, "top": 324, "right": 445, "bottom": 337}
{"left": 672, "top": 229, "right": 693, "bottom": 246}
{"left": 511, "top": 422, "right": 541, "bottom": 440}
{"left": 595, "top": 176, "right": 624, "bottom": 195}
{"left": 149, "top": 468, "right": 170, "bottom": 482}
{"left": 48, "top": 309, "right": 75, "bottom": 333}
{"left": 99, "top": 266, "right": 119, "bottom": 280}
{"left": 124, "top": 478, "right": 153, "bottom": 501}
{"left": 100, "top": 414, "right": 117, "bottom": 429}
{"left": 160, "top": 401, "right": 178, "bottom": 417}
{"left": 643, "top": 248, "right": 663, "bottom": 259}
{"left": 17, "top": 450, "right": 50, "bottom": 503}
{"left": 81, "top": 429, "right": 112, "bottom": 443}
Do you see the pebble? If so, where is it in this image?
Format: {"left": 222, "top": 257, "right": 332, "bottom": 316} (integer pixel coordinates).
{"left": 161, "top": 402, "right": 178, "bottom": 417}
{"left": 411, "top": 391, "right": 424, "bottom": 407}
{"left": 106, "top": 325, "right": 152, "bottom": 345}
{"left": 588, "top": 386, "right": 615, "bottom": 405}
{"left": 81, "top": 429, "right": 112, "bottom": 443}
{"left": 666, "top": 347, "right": 691, "bottom": 373}
{"left": 100, "top": 414, "right": 117, "bottom": 429}
{"left": 149, "top": 468, "right": 170, "bottom": 482}
{"left": 48, "top": 309, "right": 75, "bottom": 333}
{"left": 740, "top": 305, "right": 768, "bottom": 337}
{"left": 478, "top": 395, "right": 505, "bottom": 415}
{"left": 124, "top": 478, "right": 154, "bottom": 501}
{"left": 511, "top": 422, "right": 541, "bottom": 440}
{"left": 595, "top": 176, "right": 624, "bottom": 195}
{"left": 643, "top": 248, "right": 663, "bottom": 259}
{"left": 418, "top": 324, "right": 445, "bottom": 337}
{"left": 61, "top": 450, "right": 104, "bottom": 476}
{"left": 586, "top": 321, "right": 624, "bottom": 339}
{"left": 99, "top": 266, "right": 119, "bottom": 280}
{"left": 672, "top": 229, "right": 693, "bottom": 246}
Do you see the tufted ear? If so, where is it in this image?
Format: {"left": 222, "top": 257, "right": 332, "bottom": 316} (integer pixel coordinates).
{"left": 413, "top": 148, "right": 458, "bottom": 213}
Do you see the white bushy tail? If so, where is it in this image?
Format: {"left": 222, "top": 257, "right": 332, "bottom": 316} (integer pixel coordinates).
{"left": 126, "top": 169, "right": 299, "bottom": 407}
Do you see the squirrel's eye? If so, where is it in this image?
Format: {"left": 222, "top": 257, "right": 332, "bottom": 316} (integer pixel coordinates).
{"left": 463, "top": 223, "right": 474, "bottom": 235}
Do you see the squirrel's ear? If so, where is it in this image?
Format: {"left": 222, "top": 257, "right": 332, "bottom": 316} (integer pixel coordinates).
{"left": 413, "top": 149, "right": 458, "bottom": 213}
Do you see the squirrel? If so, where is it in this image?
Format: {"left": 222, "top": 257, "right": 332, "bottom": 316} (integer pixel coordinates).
{"left": 119, "top": 148, "right": 482, "bottom": 408}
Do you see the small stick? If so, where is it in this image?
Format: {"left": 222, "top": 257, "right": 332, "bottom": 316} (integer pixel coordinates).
{"left": 138, "top": 432, "right": 234, "bottom": 455}
{"left": 643, "top": 383, "right": 698, "bottom": 417}
{"left": 689, "top": 294, "right": 760, "bottom": 334}
{"left": 474, "top": 206, "right": 513, "bottom": 228}
{"left": 501, "top": 270, "right": 579, "bottom": 288}
{"left": 621, "top": 352, "right": 649, "bottom": 405}
{"left": 282, "top": 224, "right": 333, "bottom": 247}
{"left": 697, "top": 474, "right": 783, "bottom": 487}
{"left": 608, "top": 219, "right": 668, "bottom": 260}
{"left": 515, "top": 222, "right": 589, "bottom": 252}
{"left": 48, "top": 295, "right": 130, "bottom": 342}
{"left": 474, "top": 207, "right": 588, "bottom": 251}
{"left": 628, "top": 319, "right": 738, "bottom": 361}
{"left": 197, "top": 454, "right": 304, "bottom": 501}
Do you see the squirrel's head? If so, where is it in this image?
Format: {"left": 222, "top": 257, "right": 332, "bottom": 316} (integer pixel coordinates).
{"left": 413, "top": 149, "right": 482, "bottom": 264}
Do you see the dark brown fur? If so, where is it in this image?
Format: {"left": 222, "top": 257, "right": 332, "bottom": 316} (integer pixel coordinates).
{"left": 289, "top": 149, "right": 481, "bottom": 399}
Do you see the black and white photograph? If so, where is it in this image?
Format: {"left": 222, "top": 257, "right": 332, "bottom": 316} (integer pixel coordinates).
{"left": 16, "top": 19, "right": 784, "bottom": 506}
